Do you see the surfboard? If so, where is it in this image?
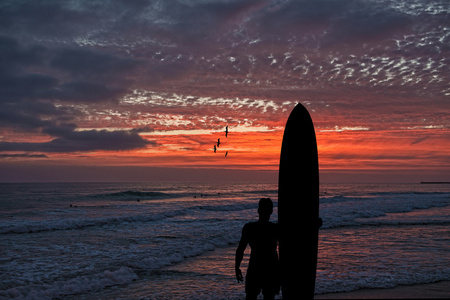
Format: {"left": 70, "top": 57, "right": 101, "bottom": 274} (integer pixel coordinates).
{"left": 278, "top": 103, "right": 320, "bottom": 299}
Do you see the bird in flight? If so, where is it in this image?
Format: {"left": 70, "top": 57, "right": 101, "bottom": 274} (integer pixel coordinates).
{"left": 225, "top": 151, "right": 228, "bottom": 157}
{"left": 217, "top": 138, "right": 221, "bottom": 147}
{"left": 225, "top": 126, "right": 228, "bottom": 138}
{"left": 214, "top": 145, "right": 217, "bottom": 153}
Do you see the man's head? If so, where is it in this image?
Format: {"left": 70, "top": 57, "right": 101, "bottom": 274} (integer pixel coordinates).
{"left": 258, "top": 198, "right": 273, "bottom": 221}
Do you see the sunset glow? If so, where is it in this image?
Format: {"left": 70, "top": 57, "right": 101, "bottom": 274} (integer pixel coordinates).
{"left": 0, "top": 0, "right": 449, "bottom": 182}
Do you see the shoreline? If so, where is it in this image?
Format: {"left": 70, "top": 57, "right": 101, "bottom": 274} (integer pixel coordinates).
{"left": 314, "top": 281, "right": 450, "bottom": 299}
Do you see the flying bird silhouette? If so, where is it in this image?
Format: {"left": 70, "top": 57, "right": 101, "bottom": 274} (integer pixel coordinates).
{"left": 214, "top": 145, "right": 217, "bottom": 153}
{"left": 225, "top": 126, "right": 228, "bottom": 138}
{"left": 217, "top": 138, "right": 220, "bottom": 147}
{"left": 225, "top": 151, "right": 228, "bottom": 157}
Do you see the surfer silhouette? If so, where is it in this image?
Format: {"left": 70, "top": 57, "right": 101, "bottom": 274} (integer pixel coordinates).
{"left": 235, "top": 198, "right": 280, "bottom": 300}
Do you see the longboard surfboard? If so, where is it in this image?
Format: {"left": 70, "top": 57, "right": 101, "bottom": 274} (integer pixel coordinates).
{"left": 278, "top": 103, "right": 320, "bottom": 299}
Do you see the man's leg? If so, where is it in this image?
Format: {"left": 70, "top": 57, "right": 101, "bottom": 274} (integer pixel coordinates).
{"left": 262, "top": 292, "right": 275, "bottom": 300}
{"left": 245, "top": 292, "right": 258, "bottom": 300}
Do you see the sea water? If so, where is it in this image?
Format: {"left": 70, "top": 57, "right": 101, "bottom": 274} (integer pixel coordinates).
{"left": 0, "top": 182, "right": 449, "bottom": 299}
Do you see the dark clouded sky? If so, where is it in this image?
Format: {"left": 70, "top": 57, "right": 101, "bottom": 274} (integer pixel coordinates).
{"left": 0, "top": 0, "right": 449, "bottom": 182}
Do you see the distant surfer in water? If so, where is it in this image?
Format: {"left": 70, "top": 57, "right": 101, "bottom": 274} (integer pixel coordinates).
{"left": 235, "top": 198, "right": 280, "bottom": 300}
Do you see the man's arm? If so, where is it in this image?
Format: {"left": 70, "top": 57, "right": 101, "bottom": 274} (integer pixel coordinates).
{"left": 235, "top": 225, "right": 248, "bottom": 283}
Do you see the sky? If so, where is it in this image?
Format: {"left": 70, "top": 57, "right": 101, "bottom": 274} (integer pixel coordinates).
{"left": 0, "top": 0, "right": 449, "bottom": 183}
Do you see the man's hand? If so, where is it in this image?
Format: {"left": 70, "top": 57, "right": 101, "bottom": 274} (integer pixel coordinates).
{"left": 235, "top": 268, "right": 244, "bottom": 283}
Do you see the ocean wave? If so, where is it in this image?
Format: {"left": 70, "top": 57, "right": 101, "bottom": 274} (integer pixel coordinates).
{"left": 2, "top": 182, "right": 449, "bottom": 299}
{"left": 320, "top": 194, "right": 450, "bottom": 229}
{"left": 193, "top": 203, "right": 257, "bottom": 212}
{"left": 88, "top": 190, "right": 173, "bottom": 200}
{"left": 368, "top": 191, "right": 450, "bottom": 196}
{"left": 0, "top": 201, "right": 258, "bottom": 234}
{"left": 316, "top": 266, "right": 450, "bottom": 295}
{"left": 0, "top": 266, "right": 138, "bottom": 300}
{"left": 320, "top": 195, "right": 353, "bottom": 203}
{"left": 321, "top": 219, "right": 450, "bottom": 230}
{"left": 239, "top": 189, "right": 278, "bottom": 195}
{"left": 0, "top": 209, "right": 188, "bottom": 234}
{"left": 0, "top": 230, "right": 241, "bottom": 300}
{"left": 360, "top": 220, "right": 450, "bottom": 227}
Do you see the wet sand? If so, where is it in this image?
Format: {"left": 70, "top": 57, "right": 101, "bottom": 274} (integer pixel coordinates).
{"left": 315, "top": 280, "right": 450, "bottom": 299}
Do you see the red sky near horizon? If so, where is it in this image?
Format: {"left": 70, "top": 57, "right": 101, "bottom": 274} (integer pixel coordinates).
{"left": 0, "top": 0, "right": 449, "bottom": 182}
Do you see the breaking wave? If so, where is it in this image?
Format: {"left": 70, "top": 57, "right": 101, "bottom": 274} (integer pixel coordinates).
{"left": 89, "top": 190, "right": 173, "bottom": 200}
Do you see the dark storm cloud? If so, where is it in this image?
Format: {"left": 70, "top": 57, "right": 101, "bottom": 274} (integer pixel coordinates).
{"left": 0, "top": 35, "right": 139, "bottom": 134}
{"left": 50, "top": 48, "right": 139, "bottom": 79}
{"left": 0, "top": 129, "right": 153, "bottom": 153}
{"left": 55, "top": 81, "right": 126, "bottom": 103}
{"left": 0, "top": 73, "right": 58, "bottom": 101}
{"left": 263, "top": 0, "right": 344, "bottom": 25}
{"left": 0, "top": 64, "right": 66, "bottom": 131}
{"left": 0, "top": 102, "right": 54, "bottom": 131}
{"left": 156, "top": 0, "right": 262, "bottom": 37}
{"left": 1, "top": 0, "right": 445, "bottom": 49}
{"left": 41, "top": 123, "right": 77, "bottom": 137}
{"left": 258, "top": 0, "right": 413, "bottom": 44}
{"left": 0, "top": 36, "right": 135, "bottom": 87}
{"left": 332, "top": 5, "right": 412, "bottom": 42}
{"left": 0, "top": 1, "right": 99, "bottom": 38}
{"left": 0, "top": 153, "right": 48, "bottom": 158}
{"left": 1, "top": 0, "right": 260, "bottom": 46}
{"left": 0, "top": 35, "right": 45, "bottom": 73}
{"left": 0, "top": 31, "right": 139, "bottom": 98}
{"left": 48, "top": 47, "right": 140, "bottom": 103}
{"left": 0, "top": 31, "right": 146, "bottom": 153}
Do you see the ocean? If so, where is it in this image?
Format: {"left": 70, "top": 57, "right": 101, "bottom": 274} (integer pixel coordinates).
{"left": 1, "top": 182, "right": 449, "bottom": 299}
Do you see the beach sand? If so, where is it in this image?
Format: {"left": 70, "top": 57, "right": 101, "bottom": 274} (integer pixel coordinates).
{"left": 315, "top": 280, "right": 450, "bottom": 299}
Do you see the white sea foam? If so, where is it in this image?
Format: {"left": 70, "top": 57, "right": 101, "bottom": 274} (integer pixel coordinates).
{"left": 0, "top": 267, "right": 138, "bottom": 300}
{"left": 319, "top": 192, "right": 450, "bottom": 228}
{"left": 1, "top": 183, "right": 449, "bottom": 298}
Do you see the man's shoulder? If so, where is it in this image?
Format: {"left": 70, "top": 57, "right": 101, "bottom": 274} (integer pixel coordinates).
{"left": 243, "top": 221, "right": 257, "bottom": 228}
{"left": 243, "top": 221, "right": 278, "bottom": 229}
{"left": 242, "top": 221, "right": 259, "bottom": 231}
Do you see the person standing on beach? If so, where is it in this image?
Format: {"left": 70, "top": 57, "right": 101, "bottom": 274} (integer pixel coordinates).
{"left": 235, "top": 198, "right": 280, "bottom": 300}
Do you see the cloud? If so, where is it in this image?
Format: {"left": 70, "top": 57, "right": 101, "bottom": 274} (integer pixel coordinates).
{"left": 0, "top": 35, "right": 45, "bottom": 73}
{"left": 263, "top": 0, "right": 346, "bottom": 25}
{"left": 0, "top": 76, "right": 71, "bottom": 132}
{"left": 0, "top": 129, "right": 153, "bottom": 153}
{"left": 0, "top": 105, "right": 53, "bottom": 131}
{"left": 0, "top": 0, "right": 448, "bottom": 170}
{"left": 0, "top": 73, "right": 58, "bottom": 101}
{"left": 55, "top": 81, "right": 126, "bottom": 103}
{"left": 332, "top": 2, "right": 412, "bottom": 40}
{"left": 0, "top": 35, "right": 139, "bottom": 91}
{"left": 0, "top": 153, "right": 48, "bottom": 158}
{"left": 257, "top": 0, "right": 413, "bottom": 47}
{"left": 0, "top": 1, "right": 99, "bottom": 39}
{"left": 50, "top": 48, "right": 139, "bottom": 79}
{"left": 0, "top": 36, "right": 139, "bottom": 135}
